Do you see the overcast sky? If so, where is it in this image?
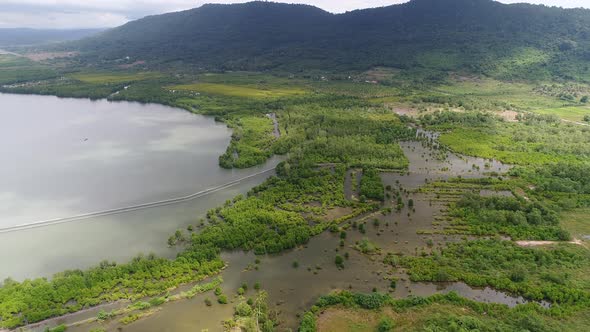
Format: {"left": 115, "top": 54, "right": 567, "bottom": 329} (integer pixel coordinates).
{"left": 0, "top": 0, "right": 588, "bottom": 29}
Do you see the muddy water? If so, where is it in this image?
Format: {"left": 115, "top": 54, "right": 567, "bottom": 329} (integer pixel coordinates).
{"left": 53, "top": 135, "right": 526, "bottom": 332}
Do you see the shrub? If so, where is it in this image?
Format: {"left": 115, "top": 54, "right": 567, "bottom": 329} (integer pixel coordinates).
{"left": 218, "top": 294, "right": 228, "bottom": 304}
{"left": 235, "top": 302, "right": 253, "bottom": 316}
{"left": 360, "top": 168, "right": 385, "bottom": 201}
{"left": 377, "top": 317, "right": 395, "bottom": 332}
{"left": 44, "top": 325, "right": 67, "bottom": 332}
{"left": 299, "top": 312, "right": 316, "bottom": 332}
{"left": 335, "top": 255, "right": 344, "bottom": 268}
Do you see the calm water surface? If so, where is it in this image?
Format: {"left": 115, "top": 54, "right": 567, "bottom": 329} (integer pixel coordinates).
{"left": 0, "top": 93, "right": 281, "bottom": 280}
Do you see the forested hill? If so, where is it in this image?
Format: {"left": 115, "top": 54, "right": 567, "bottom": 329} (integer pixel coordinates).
{"left": 72, "top": 0, "right": 590, "bottom": 80}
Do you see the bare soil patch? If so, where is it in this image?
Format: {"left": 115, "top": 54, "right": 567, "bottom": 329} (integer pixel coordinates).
{"left": 25, "top": 51, "right": 78, "bottom": 61}
{"left": 515, "top": 239, "right": 585, "bottom": 248}
{"left": 497, "top": 110, "right": 520, "bottom": 122}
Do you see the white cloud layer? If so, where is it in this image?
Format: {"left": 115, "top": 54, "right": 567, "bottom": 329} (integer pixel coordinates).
{"left": 0, "top": 0, "right": 588, "bottom": 29}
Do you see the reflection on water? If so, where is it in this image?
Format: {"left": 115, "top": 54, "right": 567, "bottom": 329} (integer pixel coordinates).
{"left": 0, "top": 92, "right": 283, "bottom": 280}
{"left": 0, "top": 165, "right": 280, "bottom": 281}
{"left": 0, "top": 92, "right": 254, "bottom": 228}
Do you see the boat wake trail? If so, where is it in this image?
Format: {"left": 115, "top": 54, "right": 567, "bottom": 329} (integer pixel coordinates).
{"left": 0, "top": 168, "right": 276, "bottom": 234}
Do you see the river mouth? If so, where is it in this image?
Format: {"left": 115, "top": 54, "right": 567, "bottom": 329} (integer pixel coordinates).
{"left": 0, "top": 93, "right": 282, "bottom": 281}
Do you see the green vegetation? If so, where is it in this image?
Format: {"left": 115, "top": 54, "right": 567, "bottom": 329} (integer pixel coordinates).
{"left": 0, "top": 55, "right": 56, "bottom": 85}
{"left": 401, "top": 239, "right": 590, "bottom": 306}
{"left": 170, "top": 82, "right": 305, "bottom": 99}
{"left": 44, "top": 324, "right": 67, "bottom": 332}
{"left": 68, "top": 0, "right": 590, "bottom": 83}
{"left": 0, "top": 65, "right": 426, "bottom": 328}
{"left": 334, "top": 255, "right": 344, "bottom": 269}
{"left": 2, "top": 65, "right": 589, "bottom": 330}
{"left": 450, "top": 193, "right": 568, "bottom": 240}
{"left": 219, "top": 115, "right": 275, "bottom": 168}
{"left": 0, "top": 252, "right": 222, "bottom": 328}
{"left": 422, "top": 111, "right": 590, "bottom": 165}
{"left": 376, "top": 317, "right": 394, "bottom": 332}
{"left": 300, "top": 291, "right": 590, "bottom": 332}
{"left": 360, "top": 168, "right": 384, "bottom": 201}
{"left": 561, "top": 209, "right": 590, "bottom": 245}
{"left": 67, "top": 72, "right": 162, "bottom": 84}
{"left": 3, "top": 6, "right": 590, "bottom": 328}
{"left": 354, "top": 238, "right": 379, "bottom": 255}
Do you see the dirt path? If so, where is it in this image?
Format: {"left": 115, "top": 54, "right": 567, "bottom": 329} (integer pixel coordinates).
{"left": 343, "top": 168, "right": 361, "bottom": 201}
{"left": 562, "top": 119, "right": 590, "bottom": 127}
{"left": 515, "top": 238, "right": 586, "bottom": 248}
{"left": 266, "top": 113, "right": 281, "bottom": 138}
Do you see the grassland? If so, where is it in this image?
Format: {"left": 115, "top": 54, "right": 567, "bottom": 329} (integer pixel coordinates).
{"left": 0, "top": 54, "right": 32, "bottom": 67}
{"left": 419, "top": 77, "right": 590, "bottom": 123}
{"left": 68, "top": 72, "right": 163, "bottom": 84}
{"left": 169, "top": 82, "right": 306, "bottom": 99}
{"left": 316, "top": 302, "right": 590, "bottom": 332}
{"left": 0, "top": 54, "right": 56, "bottom": 85}
{"left": 533, "top": 106, "right": 590, "bottom": 122}
{"left": 303, "top": 291, "right": 590, "bottom": 332}
{"left": 561, "top": 209, "right": 590, "bottom": 245}
{"left": 424, "top": 113, "right": 590, "bottom": 166}
{"left": 437, "top": 127, "right": 582, "bottom": 165}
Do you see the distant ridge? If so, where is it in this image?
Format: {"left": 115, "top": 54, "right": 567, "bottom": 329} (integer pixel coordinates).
{"left": 68, "top": 0, "right": 590, "bottom": 80}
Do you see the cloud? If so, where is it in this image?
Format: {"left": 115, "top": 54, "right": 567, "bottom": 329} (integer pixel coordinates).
{"left": 0, "top": 1, "right": 588, "bottom": 29}
{"left": 0, "top": 11, "right": 128, "bottom": 29}
{"left": 0, "top": 0, "right": 408, "bottom": 28}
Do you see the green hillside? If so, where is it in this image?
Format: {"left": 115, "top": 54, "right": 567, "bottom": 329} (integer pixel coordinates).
{"left": 69, "top": 0, "right": 590, "bottom": 81}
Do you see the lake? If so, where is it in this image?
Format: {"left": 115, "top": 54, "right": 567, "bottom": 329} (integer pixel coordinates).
{"left": 0, "top": 93, "right": 281, "bottom": 281}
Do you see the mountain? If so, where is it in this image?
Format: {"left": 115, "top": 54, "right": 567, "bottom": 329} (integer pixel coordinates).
{"left": 0, "top": 28, "right": 104, "bottom": 47}
{"left": 71, "top": 0, "right": 590, "bottom": 80}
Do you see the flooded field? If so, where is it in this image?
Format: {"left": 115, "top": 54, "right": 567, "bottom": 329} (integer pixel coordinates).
{"left": 39, "top": 132, "right": 529, "bottom": 332}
